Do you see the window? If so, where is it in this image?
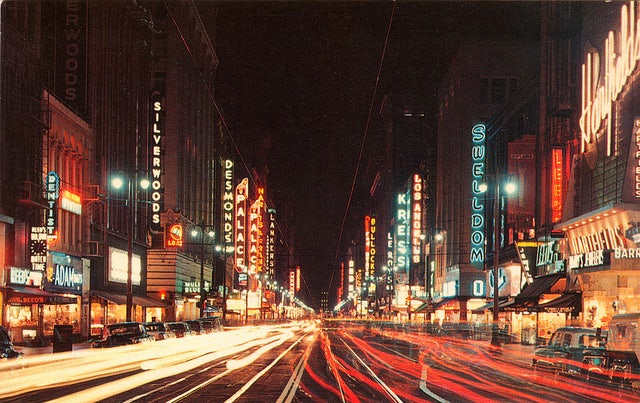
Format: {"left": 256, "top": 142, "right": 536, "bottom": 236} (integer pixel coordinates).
{"left": 491, "top": 78, "right": 507, "bottom": 102}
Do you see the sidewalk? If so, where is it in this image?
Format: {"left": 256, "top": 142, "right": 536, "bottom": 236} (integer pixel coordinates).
{"left": 16, "top": 341, "right": 93, "bottom": 356}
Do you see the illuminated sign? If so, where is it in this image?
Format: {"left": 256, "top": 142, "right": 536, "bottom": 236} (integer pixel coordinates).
{"left": 470, "top": 123, "right": 486, "bottom": 270}
{"left": 411, "top": 174, "right": 422, "bottom": 264}
{"left": 9, "top": 266, "right": 43, "bottom": 287}
{"left": 386, "top": 231, "right": 394, "bottom": 292}
{"left": 369, "top": 216, "right": 376, "bottom": 280}
{"left": 568, "top": 250, "right": 607, "bottom": 269}
{"left": 149, "top": 91, "right": 164, "bottom": 232}
{"left": 551, "top": 148, "right": 563, "bottom": 222}
{"left": 61, "top": 189, "right": 82, "bottom": 215}
{"left": 46, "top": 171, "right": 60, "bottom": 237}
{"left": 580, "top": 2, "right": 639, "bottom": 156}
{"left": 296, "top": 266, "right": 301, "bottom": 292}
{"left": 55, "top": 0, "right": 86, "bottom": 108}
{"left": 165, "top": 224, "right": 183, "bottom": 248}
{"left": 249, "top": 187, "right": 265, "bottom": 274}
{"left": 633, "top": 118, "right": 640, "bottom": 199}
{"left": 395, "top": 192, "right": 409, "bottom": 273}
{"left": 569, "top": 226, "right": 626, "bottom": 255}
{"left": 30, "top": 226, "right": 47, "bottom": 271}
{"left": 234, "top": 178, "right": 248, "bottom": 273}
{"left": 184, "top": 281, "right": 209, "bottom": 293}
{"left": 348, "top": 259, "right": 355, "bottom": 295}
{"left": 108, "top": 247, "right": 141, "bottom": 285}
{"left": 223, "top": 159, "right": 234, "bottom": 244}
{"left": 289, "top": 270, "right": 295, "bottom": 295}
{"left": 45, "top": 251, "right": 83, "bottom": 293}
{"left": 266, "top": 208, "right": 276, "bottom": 276}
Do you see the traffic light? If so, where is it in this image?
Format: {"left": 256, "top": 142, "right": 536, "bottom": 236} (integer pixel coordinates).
{"left": 159, "top": 290, "right": 167, "bottom": 301}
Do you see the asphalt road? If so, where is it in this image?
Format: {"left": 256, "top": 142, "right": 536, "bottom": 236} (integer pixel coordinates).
{"left": 2, "top": 320, "right": 637, "bottom": 402}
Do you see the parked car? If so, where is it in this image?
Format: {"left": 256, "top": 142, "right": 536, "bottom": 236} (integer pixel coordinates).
{"left": 0, "top": 326, "right": 22, "bottom": 359}
{"left": 186, "top": 320, "right": 203, "bottom": 335}
{"left": 143, "top": 322, "right": 177, "bottom": 341}
{"left": 167, "top": 321, "right": 193, "bottom": 338}
{"left": 199, "top": 316, "right": 223, "bottom": 332}
{"left": 532, "top": 326, "right": 605, "bottom": 374}
{"left": 92, "top": 322, "right": 155, "bottom": 348}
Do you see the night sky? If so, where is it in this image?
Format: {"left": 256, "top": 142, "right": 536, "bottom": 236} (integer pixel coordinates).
{"left": 205, "top": 1, "right": 540, "bottom": 309}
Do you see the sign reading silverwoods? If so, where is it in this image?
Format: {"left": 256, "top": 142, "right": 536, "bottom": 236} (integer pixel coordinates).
{"left": 149, "top": 91, "right": 164, "bottom": 232}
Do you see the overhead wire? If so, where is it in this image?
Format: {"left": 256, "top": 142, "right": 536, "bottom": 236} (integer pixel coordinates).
{"left": 330, "top": 0, "right": 397, "bottom": 296}
{"left": 163, "top": 1, "right": 295, "bottom": 260}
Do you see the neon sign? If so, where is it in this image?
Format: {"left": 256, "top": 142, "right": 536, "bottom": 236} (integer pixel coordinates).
{"left": 411, "top": 174, "right": 422, "bottom": 264}
{"left": 266, "top": 208, "right": 276, "bottom": 276}
{"left": 149, "top": 92, "right": 164, "bottom": 231}
{"left": 165, "top": 223, "right": 183, "bottom": 248}
{"left": 61, "top": 189, "right": 82, "bottom": 215}
{"left": 46, "top": 171, "right": 60, "bottom": 238}
{"left": 395, "top": 192, "right": 409, "bottom": 273}
{"left": 249, "top": 187, "right": 265, "bottom": 274}
{"left": 580, "top": 2, "right": 640, "bottom": 156}
{"left": 234, "top": 178, "right": 248, "bottom": 273}
{"left": 470, "top": 123, "right": 486, "bottom": 269}
{"left": 223, "top": 159, "right": 234, "bottom": 244}
{"left": 551, "top": 148, "right": 563, "bottom": 222}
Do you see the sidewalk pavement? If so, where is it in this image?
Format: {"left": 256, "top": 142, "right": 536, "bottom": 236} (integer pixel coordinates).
{"left": 16, "top": 341, "right": 93, "bottom": 356}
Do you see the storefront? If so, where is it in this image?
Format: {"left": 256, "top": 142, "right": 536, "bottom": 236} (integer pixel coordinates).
{"left": 557, "top": 205, "right": 640, "bottom": 329}
{"left": 3, "top": 280, "right": 78, "bottom": 345}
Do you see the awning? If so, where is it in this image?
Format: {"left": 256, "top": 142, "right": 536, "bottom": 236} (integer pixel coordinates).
{"left": 471, "top": 298, "right": 515, "bottom": 314}
{"left": 93, "top": 291, "right": 165, "bottom": 307}
{"left": 516, "top": 273, "right": 566, "bottom": 300}
{"left": 5, "top": 285, "right": 77, "bottom": 305}
{"left": 530, "top": 292, "right": 582, "bottom": 314}
{"left": 432, "top": 297, "right": 457, "bottom": 309}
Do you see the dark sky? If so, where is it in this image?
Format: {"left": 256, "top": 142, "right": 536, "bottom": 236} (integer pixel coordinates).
{"left": 207, "top": 1, "right": 540, "bottom": 308}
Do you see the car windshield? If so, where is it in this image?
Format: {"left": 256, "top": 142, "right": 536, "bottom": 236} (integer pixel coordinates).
{"left": 108, "top": 324, "right": 141, "bottom": 336}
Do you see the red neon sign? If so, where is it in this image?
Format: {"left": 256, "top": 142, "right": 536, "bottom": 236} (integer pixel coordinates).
{"left": 551, "top": 148, "right": 563, "bottom": 223}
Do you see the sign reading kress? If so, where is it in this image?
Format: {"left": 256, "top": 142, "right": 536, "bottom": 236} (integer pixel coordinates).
{"left": 149, "top": 90, "right": 164, "bottom": 232}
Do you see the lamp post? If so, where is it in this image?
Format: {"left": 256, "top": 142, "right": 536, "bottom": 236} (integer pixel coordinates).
{"left": 480, "top": 178, "right": 516, "bottom": 347}
{"left": 111, "top": 174, "right": 149, "bottom": 322}
{"left": 191, "top": 223, "right": 215, "bottom": 318}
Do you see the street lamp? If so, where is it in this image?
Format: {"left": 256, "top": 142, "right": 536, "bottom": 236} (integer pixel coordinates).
{"left": 111, "top": 174, "right": 149, "bottom": 322}
{"left": 479, "top": 178, "right": 517, "bottom": 346}
{"left": 190, "top": 223, "right": 215, "bottom": 318}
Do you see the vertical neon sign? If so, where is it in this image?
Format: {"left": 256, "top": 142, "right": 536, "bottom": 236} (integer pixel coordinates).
{"left": 222, "top": 159, "right": 234, "bottom": 244}
{"left": 411, "top": 174, "right": 422, "bottom": 264}
{"left": 395, "top": 192, "right": 409, "bottom": 273}
{"left": 234, "top": 178, "right": 248, "bottom": 274}
{"left": 149, "top": 92, "right": 164, "bottom": 231}
{"left": 470, "top": 123, "right": 486, "bottom": 270}
{"left": 551, "top": 148, "right": 563, "bottom": 222}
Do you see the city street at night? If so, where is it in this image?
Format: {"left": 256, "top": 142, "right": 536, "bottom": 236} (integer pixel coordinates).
{"left": 5, "top": 1, "right": 640, "bottom": 402}
{"left": 1, "top": 321, "right": 638, "bottom": 402}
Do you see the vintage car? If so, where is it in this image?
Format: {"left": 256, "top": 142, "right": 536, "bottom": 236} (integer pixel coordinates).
{"left": 142, "top": 322, "right": 177, "bottom": 341}
{"left": 92, "top": 322, "right": 155, "bottom": 348}
{"left": 167, "top": 321, "right": 194, "bottom": 338}
{"left": 0, "top": 326, "right": 22, "bottom": 359}
{"left": 532, "top": 326, "right": 605, "bottom": 374}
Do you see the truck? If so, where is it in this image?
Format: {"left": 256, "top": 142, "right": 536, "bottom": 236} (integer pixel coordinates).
{"left": 602, "top": 313, "right": 640, "bottom": 389}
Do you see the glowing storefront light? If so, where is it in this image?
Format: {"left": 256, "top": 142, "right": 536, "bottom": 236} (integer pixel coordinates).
{"left": 108, "top": 247, "right": 141, "bottom": 285}
{"left": 470, "top": 123, "right": 486, "bottom": 270}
